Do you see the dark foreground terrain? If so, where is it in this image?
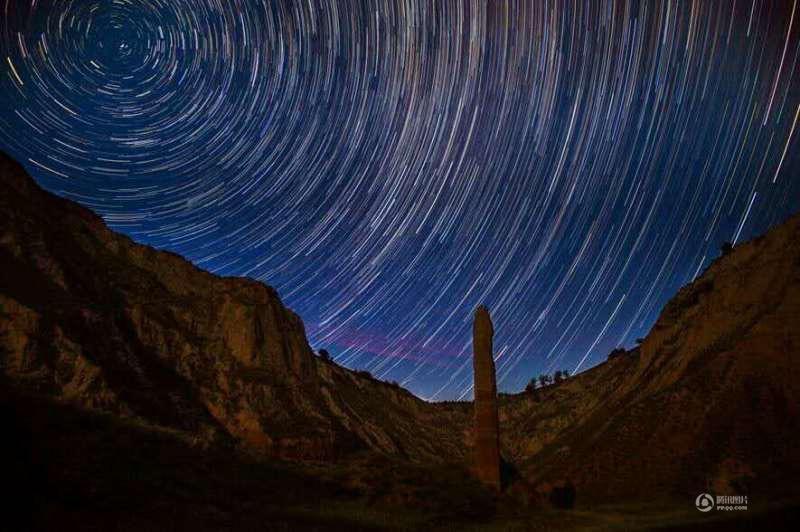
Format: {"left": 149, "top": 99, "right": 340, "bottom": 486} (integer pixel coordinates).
{"left": 5, "top": 386, "right": 799, "bottom": 531}
{"left": 2, "top": 150, "right": 799, "bottom": 529}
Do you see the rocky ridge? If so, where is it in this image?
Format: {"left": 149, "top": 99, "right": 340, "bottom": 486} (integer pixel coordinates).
{"left": 496, "top": 211, "right": 800, "bottom": 501}
{"left": 0, "top": 151, "right": 467, "bottom": 462}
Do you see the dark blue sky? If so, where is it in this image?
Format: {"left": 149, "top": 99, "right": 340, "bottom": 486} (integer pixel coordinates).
{"left": 2, "top": 0, "right": 799, "bottom": 399}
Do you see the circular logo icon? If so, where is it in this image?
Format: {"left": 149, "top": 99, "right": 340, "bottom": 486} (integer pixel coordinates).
{"left": 696, "top": 493, "right": 715, "bottom": 512}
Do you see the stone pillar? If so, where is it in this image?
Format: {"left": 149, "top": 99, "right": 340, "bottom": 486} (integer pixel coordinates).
{"left": 473, "top": 305, "right": 500, "bottom": 490}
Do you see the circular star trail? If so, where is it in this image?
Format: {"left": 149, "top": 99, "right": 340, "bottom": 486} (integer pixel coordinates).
{"left": 2, "top": 1, "right": 799, "bottom": 400}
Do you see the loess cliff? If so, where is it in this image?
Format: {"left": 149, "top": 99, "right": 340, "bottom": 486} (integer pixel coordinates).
{"left": 496, "top": 210, "right": 800, "bottom": 501}
{"left": 0, "top": 151, "right": 467, "bottom": 463}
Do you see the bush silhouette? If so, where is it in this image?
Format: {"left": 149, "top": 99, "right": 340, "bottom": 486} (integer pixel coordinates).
{"left": 608, "top": 347, "right": 626, "bottom": 359}
{"left": 525, "top": 379, "right": 541, "bottom": 400}
{"left": 549, "top": 481, "right": 576, "bottom": 509}
{"left": 318, "top": 349, "right": 331, "bottom": 362}
{"left": 721, "top": 241, "right": 734, "bottom": 255}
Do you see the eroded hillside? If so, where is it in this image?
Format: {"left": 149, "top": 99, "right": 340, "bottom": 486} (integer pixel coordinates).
{"left": 0, "top": 151, "right": 468, "bottom": 462}
{"left": 495, "top": 212, "right": 800, "bottom": 501}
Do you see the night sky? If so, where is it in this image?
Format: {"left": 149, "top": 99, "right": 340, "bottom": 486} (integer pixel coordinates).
{"left": 1, "top": 1, "right": 799, "bottom": 400}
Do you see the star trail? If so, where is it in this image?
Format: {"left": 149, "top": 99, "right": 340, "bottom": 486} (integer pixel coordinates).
{"left": 1, "top": 1, "right": 799, "bottom": 400}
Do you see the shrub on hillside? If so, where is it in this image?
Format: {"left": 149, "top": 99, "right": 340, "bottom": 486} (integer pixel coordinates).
{"left": 607, "top": 347, "right": 626, "bottom": 360}
{"left": 549, "top": 480, "right": 576, "bottom": 509}
{"left": 355, "top": 370, "right": 373, "bottom": 380}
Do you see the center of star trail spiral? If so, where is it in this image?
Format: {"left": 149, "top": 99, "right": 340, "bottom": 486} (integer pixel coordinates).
{"left": 2, "top": 1, "right": 799, "bottom": 400}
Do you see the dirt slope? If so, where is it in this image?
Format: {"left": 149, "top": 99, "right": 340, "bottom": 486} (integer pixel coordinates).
{"left": 0, "top": 151, "right": 466, "bottom": 462}
{"left": 497, "top": 212, "right": 800, "bottom": 501}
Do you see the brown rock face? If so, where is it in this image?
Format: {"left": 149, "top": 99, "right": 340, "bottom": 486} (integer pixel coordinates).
{"left": 0, "top": 151, "right": 468, "bottom": 462}
{"left": 473, "top": 305, "right": 500, "bottom": 489}
{"left": 496, "top": 213, "right": 800, "bottom": 502}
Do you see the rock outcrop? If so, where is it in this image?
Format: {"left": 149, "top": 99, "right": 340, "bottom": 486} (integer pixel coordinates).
{"left": 496, "top": 212, "right": 800, "bottom": 501}
{"left": 0, "top": 151, "right": 468, "bottom": 462}
{"left": 472, "top": 306, "right": 501, "bottom": 489}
